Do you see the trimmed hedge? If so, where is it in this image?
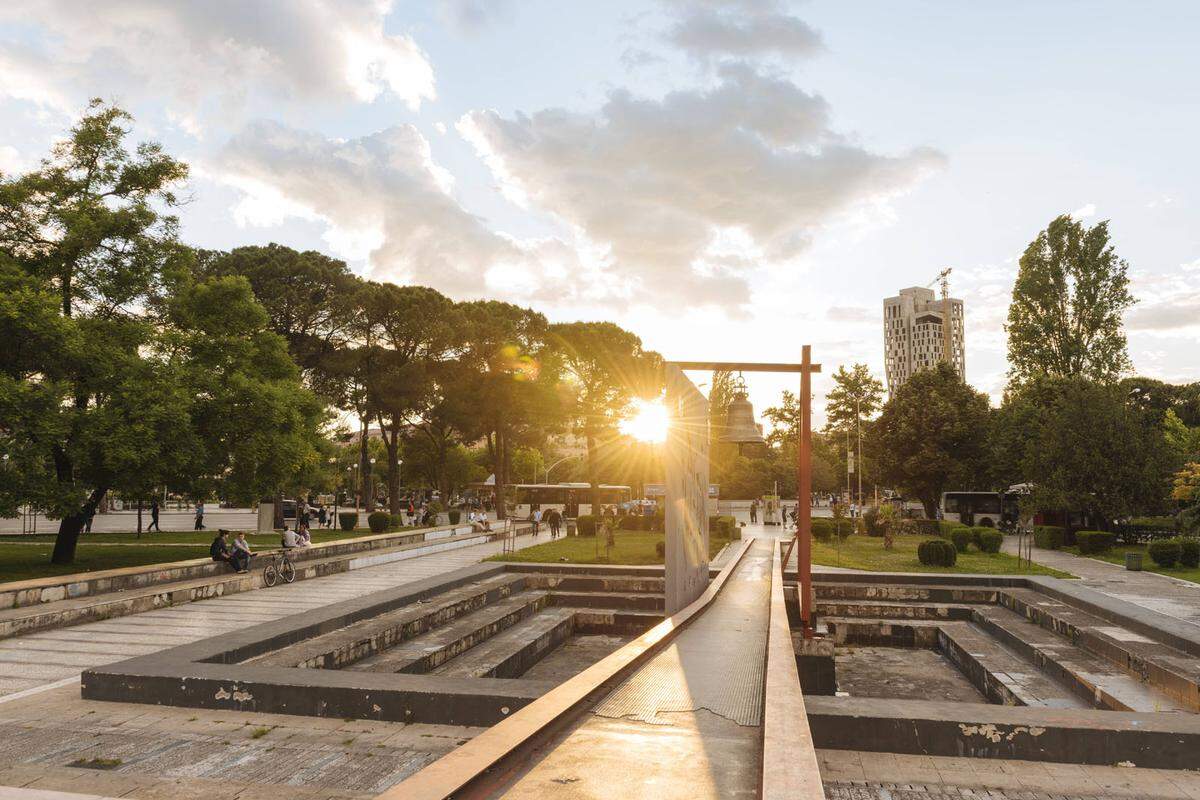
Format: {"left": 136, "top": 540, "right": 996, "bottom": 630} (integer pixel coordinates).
{"left": 1149, "top": 540, "right": 1182, "bottom": 568}
{"left": 912, "top": 519, "right": 940, "bottom": 537}
{"left": 338, "top": 511, "right": 357, "bottom": 531}
{"left": 708, "top": 515, "right": 739, "bottom": 539}
{"left": 1034, "top": 525, "right": 1066, "bottom": 550}
{"left": 977, "top": 529, "right": 1003, "bottom": 554}
{"left": 1176, "top": 537, "right": 1199, "bottom": 568}
{"left": 1075, "top": 530, "right": 1116, "bottom": 554}
{"left": 448, "top": 509, "right": 461, "bottom": 524}
{"left": 811, "top": 518, "right": 834, "bottom": 543}
{"left": 917, "top": 539, "right": 957, "bottom": 567}
{"left": 576, "top": 514, "right": 598, "bottom": 537}
{"left": 655, "top": 540, "right": 665, "bottom": 558}
{"left": 389, "top": 513, "right": 405, "bottom": 531}
{"left": 938, "top": 520, "right": 968, "bottom": 538}
{"left": 367, "top": 511, "right": 390, "bottom": 533}
{"left": 949, "top": 528, "right": 972, "bottom": 553}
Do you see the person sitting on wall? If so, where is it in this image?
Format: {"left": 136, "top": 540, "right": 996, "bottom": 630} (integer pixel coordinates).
{"left": 281, "top": 525, "right": 300, "bottom": 549}
{"left": 296, "top": 522, "right": 312, "bottom": 546}
{"left": 231, "top": 531, "right": 253, "bottom": 573}
{"left": 210, "top": 530, "right": 237, "bottom": 571}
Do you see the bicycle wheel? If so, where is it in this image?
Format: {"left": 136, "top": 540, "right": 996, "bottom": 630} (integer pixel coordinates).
{"left": 263, "top": 561, "right": 278, "bottom": 587}
{"left": 280, "top": 558, "right": 296, "bottom": 583}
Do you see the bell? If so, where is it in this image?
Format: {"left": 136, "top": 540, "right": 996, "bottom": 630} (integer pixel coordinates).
{"left": 719, "top": 390, "right": 767, "bottom": 447}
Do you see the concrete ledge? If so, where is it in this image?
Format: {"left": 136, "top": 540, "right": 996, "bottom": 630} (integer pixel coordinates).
{"left": 761, "top": 539, "right": 825, "bottom": 800}
{"left": 806, "top": 696, "right": 1200, "bottom": 769}
{"left": 0, "top": 522, "right": 496, "bottom": 610}
{"left": 0, "top": 527, "right": 508, "bottom": 641}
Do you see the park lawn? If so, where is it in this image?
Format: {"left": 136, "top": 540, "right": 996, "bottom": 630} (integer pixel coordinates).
{"left": 811, "top": 534, "right": 1073, "bottom": 578}
{"left": 1064, "top": 544, "right": 1200, "bottom": 586}
{"left": 488, "top": 531, "right": 732, "bottom": 566}
{"left": 0, "top": 527, "right": 419, "bottom": 583}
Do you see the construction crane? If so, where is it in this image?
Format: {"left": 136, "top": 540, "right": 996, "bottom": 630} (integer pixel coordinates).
{"left": 927, "top": 268, "right": 954, "bottom": 371}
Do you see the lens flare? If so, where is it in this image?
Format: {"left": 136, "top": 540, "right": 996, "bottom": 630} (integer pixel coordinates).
{"left": 620, "top": 398, "right": 669, "bottom": 443}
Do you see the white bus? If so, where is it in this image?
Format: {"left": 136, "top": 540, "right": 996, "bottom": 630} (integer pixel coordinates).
{"left": 940, "top": 491, "right": 1020, "bottom": 529}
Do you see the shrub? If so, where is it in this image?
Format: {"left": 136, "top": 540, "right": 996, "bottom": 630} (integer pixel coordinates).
{"left": 938, "top": 520, "right": 968, "bottom": 538}
{"left": 912, "top": 519, "right": 940, "bottom": 537}
{"left": 338, "top": 511, "right": 357, "bottom": 531}
{"left": 655, "top": 540, "right": 665, "bottom": 558}
{"left": 649, "top": 510, "right": 665, "bottom": 532}
{"left": 977, "top": 529, "right": 1003, "bottom": 554}
{"left": 618, "top": 515, "right": 645, "bottom": 531}
{"left": 389, "top": 513, "right": 405, "bottom": 531}
{"left": 448, "top": 509, "right": 461, "bottom": 524}
{"left": 708, "top": 515, "right": 738, "bottom": 539}
{"left": 576, "top": 514, "right": 598, "bottom": 537}
{"left": 1034, "top": 526, "right": 1065, "bottom": 550}
{"left": 917, "top": 539, "right": 957, "bottom": 567}
{"left": 367, "top": 511, "right": 390, "bottom": 533}
{"left": 1149, "top": 540, "right": 1182, "bottom": 568}
{"left": 811, "top": 518, "right": 835, "bottom": 543}
{"left": 1175, "top": 537, "right": 1199, "bottom": 568}
{"left": 862, "top": 506, "right": 883, "bottom": 537}
{"left": 1074, "top": 530, "right": 1116, "bottom": 554}
{"left": 949, "top": 528, "right": 973, "bottom": 553}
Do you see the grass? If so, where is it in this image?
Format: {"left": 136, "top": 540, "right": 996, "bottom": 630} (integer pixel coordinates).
{"left": 810, "top": 534, "right": 1073, "bottom": 577}
{"left": 0, "top": 526, "right": 418, "bottom": 583}
{"left": 487, "top": 531, "right": 731, "bottom": 566}
{"left": 1064, "top": 543, "right": 1200, "bottom": 585}
{"left": 250, "top": 727, "right": 271, "bottom": 739}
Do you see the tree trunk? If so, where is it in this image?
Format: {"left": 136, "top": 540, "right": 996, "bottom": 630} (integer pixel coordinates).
{"left": 387, "top": 427, "right": 401, "bottom": 516}
{"left": 494, "top": 427, "right": 507, "bottom": 520}
{"left": 586, "top": 426, "right": 601, "bottom": 516}
{"left": 51, "top": 487, "right": 106, "bottom": 565}
{"left": 273, "top": 491, "right": 285, "bottom": 529}
{"left": 359, "top": 420, "right": 373, "bottom": 512}
{"left": 137, "top": 499, "right": 143, "bottom": 538}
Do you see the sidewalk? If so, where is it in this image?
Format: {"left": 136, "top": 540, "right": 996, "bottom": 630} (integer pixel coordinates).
{"left": 1001, "top": 537, "right": 1200, "bottom": 629}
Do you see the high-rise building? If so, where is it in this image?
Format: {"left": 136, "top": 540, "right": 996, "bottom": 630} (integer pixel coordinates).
{"left": 883, "top": 286, "right": 964, "bottom": 395}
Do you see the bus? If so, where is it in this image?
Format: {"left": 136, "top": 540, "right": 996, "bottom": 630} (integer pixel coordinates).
{"left": 940, "top": 490, "right": 1021, "bottom": 529}
{"left": 505, "top": 483, "right": 632, "bottom": 517}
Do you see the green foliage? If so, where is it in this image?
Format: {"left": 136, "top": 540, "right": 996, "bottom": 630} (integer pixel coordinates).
{"left": 707, "top": 515, "right": 739, "bottom": 539}
{"left": 389, "top": 514, "right": 405, "bottom": 530}
{"left": 655, "top": 540, "right": 665, "bottom": 558}
{"left": 949, "top": 528, "right": 973, "bottom": 553}
{"left": 1034, "top": 525, "right": 1066, "bottom": 550}
{"left": 338, "top": 512, "right": 357, "bottom": 531}
{"left": 917, "top": 539, "right": 957, "bottom": 567}
{"left": 868, "top": 364, "right": 992, "bottom": 518}
{"left": 1176, "top": 537, "right": 1200, "bottom": 569}
{"left": 811, "top": 518, "right": 835, "bottom": 543}
{"left": 367, "top": 512, "right": 390, "bottom": 533}
{"left": 977, "top": 529, "right": 1003, "bottom": 554}
{"left": 861, "top": 506, "right": 883, "bottom": 537}
{"left": 575, "top": 514, "right": 598, "bottom": 537}
{"left": 938, "top": 521, "right": 968, "bottom": 537}
{"left": 909, "top": 519, "right": 938, "bottom": 537}
{"left": 448, "top": 509, "right": 461, "bottom": 524}
{"left": 1148, "top": 540, "right": 1182, "bottom": 568}
{"left": 1074, "top": 530, "right": 1116, "bottom": 554}
{"left": 1006, "top": 215, "right": 1135, "bottom": 385}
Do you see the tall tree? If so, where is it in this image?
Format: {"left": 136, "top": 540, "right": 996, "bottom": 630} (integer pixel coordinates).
{"left": 1006, "top": 215, "right": 1136, "bottom": 385}
{"left": 549, "top": 321, "right": 661, "bottom": 514}
{"left": 824, "top": 363, "right": 885, "bottom": 497}
{"left": 460, "top": 301, "right": 561, "bottom": 518}
{"left": 868, "top": 363, "right": 992, "bottom": 517}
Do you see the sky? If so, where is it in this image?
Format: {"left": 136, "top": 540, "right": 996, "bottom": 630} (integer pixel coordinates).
{"left": 2, "top": 0, "right": 1198, "bottom": 425}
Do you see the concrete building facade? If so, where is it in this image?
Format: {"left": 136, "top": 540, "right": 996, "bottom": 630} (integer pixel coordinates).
{"left": 883, "top": 286, "right": 964, "bottom": 395}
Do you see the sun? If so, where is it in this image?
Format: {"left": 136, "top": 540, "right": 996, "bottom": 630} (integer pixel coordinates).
{"left": 620, "top": 398, "right": 670, "bottom": 443}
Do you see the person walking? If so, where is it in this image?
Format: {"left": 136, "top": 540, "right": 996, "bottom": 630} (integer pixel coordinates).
{"left": 547, "top": 507, "right": 562, "bottom": 539}
{"left": 749, "top": 499, "right": 758, "bottom": 524}
{"left": 147, "top": 498, "right": 160, "bottom": 532}
{"left": 531, "top": 507, "right": 542, "bottom": 537}
{"left": 194, "top": 501, "right": 205, "bottom": 530}
{"left": 83, "top": 505, "right": 96, "bottom": 534}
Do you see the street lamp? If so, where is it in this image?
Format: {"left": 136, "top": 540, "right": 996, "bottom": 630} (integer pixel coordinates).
{"left": 544, "top": 455, "right": 580, "bottom": 484}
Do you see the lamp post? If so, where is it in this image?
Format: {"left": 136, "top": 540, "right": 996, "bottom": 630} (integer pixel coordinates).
{"left": 544, "top": 455, "right": 579, "bottom": 484}
{"left": 329, "top": 457, "right": 338, "bottom": 525}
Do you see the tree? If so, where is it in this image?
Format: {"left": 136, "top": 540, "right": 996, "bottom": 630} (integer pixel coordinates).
{"left": 868, "top": 363, "right": 992, "bottom": 517}
{"left": 1173, "top": 463, "right": 1200, "bottom": 505}
{"left": 460, "top": 301, "right": 562, "bottom": 518}
{"left": 549, "top": 321, "right": 661, "bottom": 513}
{"left": 0, "top": 102, "right": 321, "bottom": 562}
{"left": 996, "top": 377, "right": 1179, "bottom": 521}
{"left": 824, "top": 363, "right": 884, "bottom": 499}
{"left": 512, "top": 446, "right": 546, "bottom": 484}
{"left": 1006, "top": 215, "right": 1136, "bottom": 385}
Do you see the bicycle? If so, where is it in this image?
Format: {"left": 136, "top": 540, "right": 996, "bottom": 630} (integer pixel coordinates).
{"left": 262, "top": 548, "right": 297, "bottom": 587}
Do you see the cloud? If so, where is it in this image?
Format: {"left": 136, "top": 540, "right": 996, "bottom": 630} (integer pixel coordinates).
{"left": 0, "top": 0, "right": 435, "bottom": 120}
{"left": 459, "top": 63, "right": 944, "bottom": 306}
{"left": 214, "top": 120, "right": 599, "bottom": 302}
{"left": 1124, "top": 268, "right": 1200, "bottom": 333}
{"left": 826, "top": 306, "right": 877, "bottom": 323}
{"left": 1070, "top": 202, "right": 1097, "bottom": 219}
{"left": 438, "top": 0, "right": 516, "bottom": 33}
{"left": 661, "top": 0, "right": 823, "bottom": 62}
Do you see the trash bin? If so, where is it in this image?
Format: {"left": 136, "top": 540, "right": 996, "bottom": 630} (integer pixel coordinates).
{"left": 1125, "top": 552, "right": 1142, "bottom": 571}
{"left": 567, "top": 520, "right": 577, "bottom": 537}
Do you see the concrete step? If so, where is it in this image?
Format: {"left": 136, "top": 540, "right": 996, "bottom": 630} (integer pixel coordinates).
{"left": 822, "top": 617, "right": 943, "bottom": 648}
{"left": 547, "top": 590, "right": 664, "bottom": 612}
{"left": 249, "top": 574, "right": 527, "bottom": 668}
{"left": 523, "top": 573, "right": 665, "bottom": 594}
{"left": 432, "top": 608, "right": 577, "bottom": 678}
{"left": 346, "top": 590, "right": 551, "bottom": 674}
{"left": 816, "top": 598, "right": 974, "bottom": 621}
{"left": 570, "top": 608, "right": 662, "bottom": 636}
{"left": 973, "top": 605, "right": 1188, "bottom": 712}
{"left": 814, "top": 583, "right": 999, "bottom": 605}
{"left": 936, "top": 621, "right": 1090, "bottom": 709}
{"left": 998, "top": 587, "right": 1200, "bottom": 711}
